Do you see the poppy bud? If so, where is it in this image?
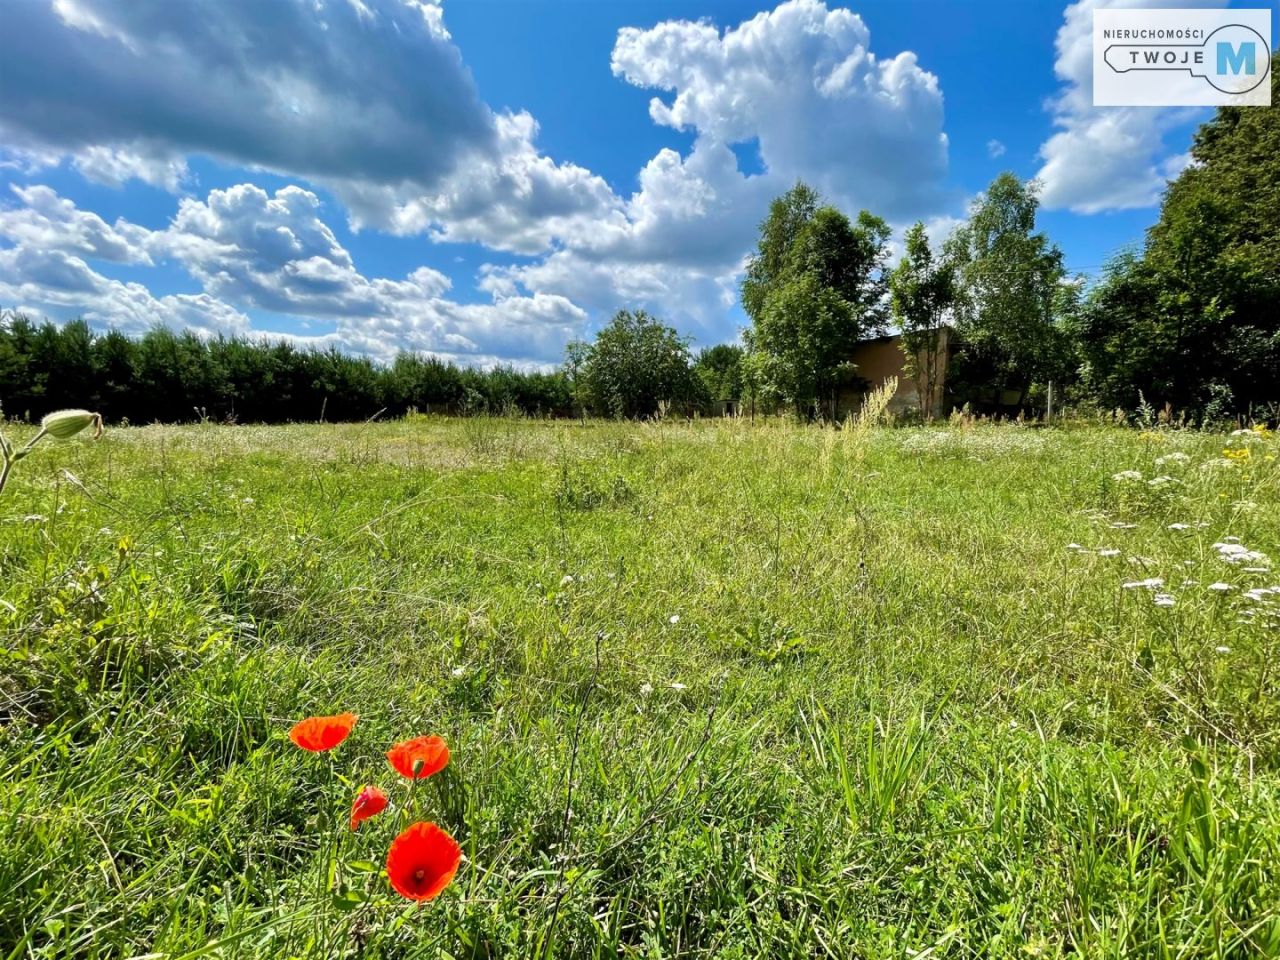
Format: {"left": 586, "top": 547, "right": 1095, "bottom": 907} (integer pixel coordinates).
{"left": 40, "top": 409, "right": 103, "bottom": 441}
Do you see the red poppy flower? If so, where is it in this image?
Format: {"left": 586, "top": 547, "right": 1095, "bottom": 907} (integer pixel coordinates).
{"left": 387, "top": 735, "right": 449, "bottom": 779}
{"left": 349, "top": 784, "right": 389, "bottom": 831}
{"left": 386, "top": 821, "right": 462, "bottom": 901}
{"left": 288, "top": 713, "right": 358, "bottom": 752}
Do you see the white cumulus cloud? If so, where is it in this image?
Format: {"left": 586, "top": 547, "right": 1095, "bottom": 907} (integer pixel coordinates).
{"left": 0, "top": 0, "right": 494, "bottom": 193}
{"left": 0, "top": 183, "right": 585, "bottom": 366}
{"left": 0, "top": 184, "right": 154, "bottom": 265}
{"left": 611, "top": 0, "right": 951, "bottom": 220}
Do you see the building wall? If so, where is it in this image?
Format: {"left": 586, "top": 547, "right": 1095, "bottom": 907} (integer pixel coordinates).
{"left": 836, "top": 329, "right": 950, "bottom": 419}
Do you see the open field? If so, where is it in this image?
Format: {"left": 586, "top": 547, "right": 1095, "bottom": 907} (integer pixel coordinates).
{"left": 2, "top": 417, "right": 1278, "bottom": 958}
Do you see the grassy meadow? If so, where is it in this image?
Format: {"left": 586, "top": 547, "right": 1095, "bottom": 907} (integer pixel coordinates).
{"left": 2, "top": 415, "right": 1279, "bottom": 958}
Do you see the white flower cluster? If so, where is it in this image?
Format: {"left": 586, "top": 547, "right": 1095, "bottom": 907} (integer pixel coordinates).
{"left": 1229, "top": 428, "right": 1266, "bottom": 442}
{"left": 1213, "top": 541, "right": 1271, "bottom": 568}
{"left": 1240, "top": 584, "right": 1280, "bottom": 626}
{"left": 1110, "top": 469, "right": 1180, "bottom": 487}
{"left": 899, "top": 430, "right": 1048, "bottom": 458}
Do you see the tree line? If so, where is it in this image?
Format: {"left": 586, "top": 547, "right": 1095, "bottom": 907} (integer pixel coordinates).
{"left": 2, "top": 59, "right": 1276, "bottom": 425}
{"left": 0, "top": 318, "right": 574, "bottom": 423}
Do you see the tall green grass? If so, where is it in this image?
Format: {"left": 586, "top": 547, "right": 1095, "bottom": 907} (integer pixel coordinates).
{"left": 1, "top": 418, "right": 1277, "bottom": 957}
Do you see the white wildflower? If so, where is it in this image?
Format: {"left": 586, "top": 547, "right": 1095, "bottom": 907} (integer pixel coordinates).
{"left": 1167, "top": 523, "right": 1190, "bottom": 530}
{"left": 669, "top": 614, "right": 680, "bottom": 625}
{"left": 1215, "top": 646, "right": 1231, "bottom": 654}
{"left": 559, "top": 575, "right": 574, "bottom": 587}
{"left": 669, "top": 682, "right": 687, "bottom": 691}
{"left": 1123, "top": 578, "right": 1163, "bottom": 590}
{"left": 1213, "top": 542, "right": 1270, "bottom": 566}
{"left": 1153, "top": 594, "right": 1176, "bottom": 607}
{"left": 639, "top": 682, "right": 654, "bottom": 696}
{"left": 1112, "top": 470, "right": 1143, "bottom": 482}
{"left": 1097, "top": 548, "right": 1121, "bottom": 557}
{"left": 1208, "top": 582, "right": 1232, "bottom": 591}
{"left": 1154, "top": 452, "right": 1190, "bottom": 466}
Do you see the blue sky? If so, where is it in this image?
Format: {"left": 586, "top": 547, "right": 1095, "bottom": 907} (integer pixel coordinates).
{"left": 0, "top": 0, "right": 1270, "bottom": 367}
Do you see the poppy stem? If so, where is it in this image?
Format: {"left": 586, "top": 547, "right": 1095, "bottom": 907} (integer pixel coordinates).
{"left": 402, "top": 775, "right": 419, "bottom": 830}
{"left": 333, "top": 817, "right": 345, "bottom": 893}
{"left": 320, "top": 752, "right": 337, "bottom": 897}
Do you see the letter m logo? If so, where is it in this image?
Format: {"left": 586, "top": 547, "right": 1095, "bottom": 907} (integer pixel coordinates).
{"left": 1217, "top": 41, "right": 1256, "bottom": 76}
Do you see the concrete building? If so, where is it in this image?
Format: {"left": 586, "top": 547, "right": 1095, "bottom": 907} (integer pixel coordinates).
{"left": 836, "top": 328, "right": 953, "bottom": 419}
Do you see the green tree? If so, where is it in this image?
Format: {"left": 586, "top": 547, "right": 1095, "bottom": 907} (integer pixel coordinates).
{"left": 567, "top": 309, "right": 699, "bottom": 419}
{"left": 693, "top": 344, "right": 745, "bottom": 407}
{"left": 889, "top": 222, "right": 955, "bottom": 418}
{"left": 946, "top": 173, "right": 1070, "bottom": 408}
{"left": 746, "top": 274, "right": 859, "bottom": 417}
{"left": 741, "top": 182, "right": 820, "bottom": 323}
{"left": 1074, "top": 54, "right": 1280, "bottom": 415}
{"left": 742, "top": 183, "right": 890, "bottom": 417}
{"left": 0, "top": 311, "right": 40, "bottom": 419}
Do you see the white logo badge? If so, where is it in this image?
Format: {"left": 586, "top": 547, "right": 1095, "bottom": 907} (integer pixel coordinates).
{"left": 1094, "top": 8, "right": 1272, "bottom": 106}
